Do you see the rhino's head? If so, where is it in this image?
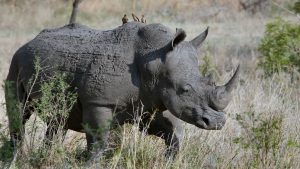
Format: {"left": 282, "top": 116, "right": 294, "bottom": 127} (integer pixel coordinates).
{"left": 159, "top": 28, "right": 239, "bottom": 130}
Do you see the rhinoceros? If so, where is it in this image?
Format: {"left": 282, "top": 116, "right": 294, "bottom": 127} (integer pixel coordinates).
{"left": 5, "top": 21, "right": 239, "bottom": 159}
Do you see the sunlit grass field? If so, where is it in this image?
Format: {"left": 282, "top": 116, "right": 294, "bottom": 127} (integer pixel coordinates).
{"left": 0, "top": 0, "right": 299, "bottom": 168}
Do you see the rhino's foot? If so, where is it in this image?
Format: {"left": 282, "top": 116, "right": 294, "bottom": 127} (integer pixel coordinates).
{"left": 85, "top": 149, "right": 104, "bottom": 168}
{"left": 9, "top": 129, "right": 26, "bottom": 152}
{"left": 165, "top": 143, "right": 179, "bottom": 160}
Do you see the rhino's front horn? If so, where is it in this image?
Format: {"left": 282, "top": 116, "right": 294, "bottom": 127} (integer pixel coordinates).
{"left": 225, "top": 65, "right": 240, "bottom": 92}
{"left": 210, "top": 65, "right": 240, "bottom": 110}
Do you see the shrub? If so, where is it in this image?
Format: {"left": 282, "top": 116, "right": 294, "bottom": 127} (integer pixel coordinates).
{"left": 233, "top": 110, "right": 291, "bottom": 168}
{"left": 258, "top": 18, "right": 300, "bottom": 76}
{"left": 22, "top": 72, "right": 77, "bottom": 168}
{"left": 1, "top": 56, "right": 78, "bottom": 168}
{"left": 34, "top": 73, "right": 77, "bottom": 131}
{"left": 293, "top": 1, "right": 300, "bottom": 13}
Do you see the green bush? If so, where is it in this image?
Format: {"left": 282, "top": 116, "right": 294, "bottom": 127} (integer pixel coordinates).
{"left": 234, "top": 111, "right": 284, "bottom": 168}
{"left": 23, "top": 73, "right": 77, "bottom": 168}
{"left": 258, "top": 18, "right": 300, "bottom": 76}
{"left": 1, "top": 56, "right": 79, "bottom": 168}
{"left": 293, "top": 1, "right": 300, "bottom": 13}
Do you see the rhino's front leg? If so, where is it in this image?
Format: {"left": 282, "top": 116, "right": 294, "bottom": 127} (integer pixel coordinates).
{"left": 142, "top": 111, "right": 183, "bottom": 158}
{"left": 82, "top": 105, "right": 113, "bottom": 162}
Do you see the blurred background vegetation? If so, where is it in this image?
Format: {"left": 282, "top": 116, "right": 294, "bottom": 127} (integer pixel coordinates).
{"left": 0, "top": 0, "right": 297, "bottom": 29}
{"left": 0, "top": 0, "right": 300, "bottom": 168}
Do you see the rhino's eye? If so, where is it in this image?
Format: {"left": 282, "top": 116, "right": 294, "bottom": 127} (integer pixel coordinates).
{"left": 179, "top": 84, "right": 192, "bottom": 93}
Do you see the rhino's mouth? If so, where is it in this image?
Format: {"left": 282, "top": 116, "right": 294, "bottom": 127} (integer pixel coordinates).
{"left": 193, "top": 109, "right": 226, "bottom": 130}
{"left": 195, "top": 119, "right": 208, "bottom": 129}
{"left": 195, "top": 118, "right": 225, "bottom": 130}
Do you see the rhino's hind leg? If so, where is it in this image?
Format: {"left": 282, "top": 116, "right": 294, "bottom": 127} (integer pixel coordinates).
{"left": 10, "top": 105, "right": 32, "bottom": 146}
{"left": 82, "top": 105, "right": 113, "bottom": 162}
{"left": 5, "top": 81, "right": 32, "bottom": 147}
{"left": 141, "top": 111, "right": 183, "bottom": 159}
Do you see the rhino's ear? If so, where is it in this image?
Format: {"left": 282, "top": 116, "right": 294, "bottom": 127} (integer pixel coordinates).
{"left": 172, "top": 28, "right": 186, "bottom": 48}
{"left": 190, "top": 27, "right": 209, "bottom": 49}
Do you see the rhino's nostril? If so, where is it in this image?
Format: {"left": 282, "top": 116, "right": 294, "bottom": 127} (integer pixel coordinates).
{"left": 202, "top": 117, "right": 210, "bottom": 126}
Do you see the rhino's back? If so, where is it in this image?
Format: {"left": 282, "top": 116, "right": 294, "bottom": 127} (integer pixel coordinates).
{"left": 24, "top": 23, "right": 141, "bottom": 73}
{"left": 15, "top": 23, "right": 144, "bottom": 105}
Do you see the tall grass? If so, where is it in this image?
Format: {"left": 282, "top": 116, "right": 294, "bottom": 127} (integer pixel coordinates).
{"left": 1, "top": 67, "right": 300, "bottom": 168}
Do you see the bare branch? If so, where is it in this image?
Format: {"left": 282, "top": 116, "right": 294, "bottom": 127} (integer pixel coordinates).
{"left": 271, "top": 1, "right": 300, "bottom": 22}
{"left": 69, "top": 0, "right": 83, "bottom": 24}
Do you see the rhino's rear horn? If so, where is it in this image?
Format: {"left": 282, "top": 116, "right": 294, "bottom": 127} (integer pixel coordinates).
{"left": 190, "top": 27, "right": 209, "bottom": 49}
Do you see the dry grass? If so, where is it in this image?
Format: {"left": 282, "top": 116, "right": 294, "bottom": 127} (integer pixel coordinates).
{"left": 0, "top": 0, "right": 300, "bottom": 168}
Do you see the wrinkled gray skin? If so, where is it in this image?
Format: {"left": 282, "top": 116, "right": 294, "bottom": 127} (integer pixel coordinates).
{"left": 6, "top": 22, "right": 239, "bottom": 160}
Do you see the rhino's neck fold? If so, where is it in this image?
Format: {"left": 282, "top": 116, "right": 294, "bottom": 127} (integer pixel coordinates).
{"left": 136, "top": 55, "right": 164, "bottom": 110}
{"left": 133, "top": 23, "right": 175, "bottom": 111}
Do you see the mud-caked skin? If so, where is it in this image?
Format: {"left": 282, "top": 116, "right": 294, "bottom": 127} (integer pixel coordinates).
{"left": 6, "top": 22, "right": 239, "bottom": 159}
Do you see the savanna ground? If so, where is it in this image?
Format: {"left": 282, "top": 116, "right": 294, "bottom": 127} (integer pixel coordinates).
{"left": 0, "top": 0, "right": 300, "bottom": 168}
